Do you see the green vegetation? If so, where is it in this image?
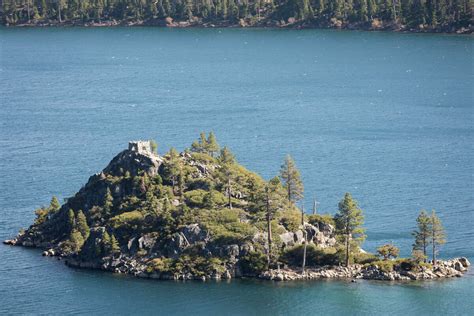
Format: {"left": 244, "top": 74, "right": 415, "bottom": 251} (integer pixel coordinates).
{"left": 430, "top": 210, "right": 446, "bottom": 264}
{"left": 413, "top": 209, "right": 431, "bottom": 262}
{"left": 1, "top": 0, "right": 471, "bottom": 33}
{"left": 367, "top": 258, "right": 433, "bottom": 273}
{"left": 19, "top": 132, "right": 455, "bottom": 280}
{"left": 240, "top": 251, "right": 268, "bottom": 274}
{"left": 280, "top": 155, "right": 304, "bottom": 203}
{"left": 281, "top": 244, "right": 341, "bottom": 266}
{"left": 377, "top": 244, "right": 400, "bottom": 260}
{"left": 334, "top": 193, "right": 365, "bottom": 267}
{"left": 412, "top": 209, "right": 446, "bottom": 264}
{"left": 307, "top": 213, "right": 335, "bottom": 227}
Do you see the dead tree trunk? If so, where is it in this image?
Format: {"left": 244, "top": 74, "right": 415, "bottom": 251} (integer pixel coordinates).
{"left": 301, "top": 205, "right": 307, "bottom": 274}
{"left": 266, "top": 188, "right": 272, "bottom": 269}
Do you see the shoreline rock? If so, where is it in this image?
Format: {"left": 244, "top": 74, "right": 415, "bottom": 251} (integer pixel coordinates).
{"left": 5, "top": 18, "right": 472, "bottom": 34}
{"left": 26, "top": 247, "right": 467, "bottom": 282}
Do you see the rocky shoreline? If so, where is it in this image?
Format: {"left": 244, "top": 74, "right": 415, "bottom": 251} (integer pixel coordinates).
{"left": 4, "top": 239, "right": 470, "bottom": 282}
{"left": 261, "top": 257, "right": 470, "bottom": 281}
{"left": 5, "top": 17, "right": 472, "bottom": 34}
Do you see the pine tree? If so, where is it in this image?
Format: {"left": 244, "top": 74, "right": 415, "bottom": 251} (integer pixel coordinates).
{"left": 206, "top": 132, "right": 220, "bottom": 157}
{"left": 263, "top": 176, "right": 285, "bottom": 268}
{"left": 279, "top": 155, "right": 304, "bottom": 203}
{"left": 203, "top": 186, "right": 216, "bottom": 209}
{"left": 69, "top": 229, "right": 85, "bottom": 252}
{"left": 191, "top": 132, "right": 209, "bottom": 153}
{"left": 377, "top": 244, "right": 400, "bottom": 260}
{"left": 102, "top": 230, "right": 112, "bottom": 254}
{"left": 76, "top": 210, "right": 90, "bottom": 240}
{"left": 165, "top": 147, "right": 181, "bottom": 193}
{"left": 334, "top": 193, "right": 365, "bottom": 267}
{"left": 67, "top": 209, "right": 76, "bottom": 232}
{"left": 103, "top": 187, "right": 114, "bottom": 215}
{"left": 413, "top": 209, "right": 431, "bottom": 262}
{"left": 301, "top": 204, "right": 307, "bottom": 274}
{"left": 49, "top": 196, "right": 61, "bottom": 213}
{"left": 431, "top": 210, "right": 446, "bottom": 265}
{"left": 219, "top": 146, "right": 235, "bottom": 165}
{"left": 110, "top": 234, "right": 120, "bottom": 253}
{"left": 218, "top": 146, "right": 236, "bottom": 209}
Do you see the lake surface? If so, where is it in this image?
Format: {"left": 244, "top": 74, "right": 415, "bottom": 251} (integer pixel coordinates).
{"left": 0, "top": 27, "right": 472, "bottom": 315}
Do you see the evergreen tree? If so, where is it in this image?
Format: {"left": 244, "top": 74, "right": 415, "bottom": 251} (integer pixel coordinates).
{"left": 203, "top": 187, "right": 216, "bottom": 209}
{"left": 430, "top": 210, "right": 446, "bottom": 265}
{"left": 67, "top": 209, "right": 76, "bottom": 232}
{"left": 219, "top": 146, "right": 235, "bottom": 165}
{"left": 103, "top": 187, "right": 114, "bottom": 215}
{"left": 206, "top": 132, "right": 220, "bottom": 157}
{"left": 218, "top": 146, "right": 236, "bottom": 209}
{"left": 279, "top": 155, "right": 304, "bottom": 203}
{"left": 377, "top": 244, "right": 400, "bottom": 260}
{"left": 110, "top": 234, "right": 120, "bottom": 253}
{"left": 102, "top": 230, "right": 112, "bottom": 254}
{"left": 165, "top": 147, "right": 181, "bottom": 193}
{"left": 49, "top": 196, "right": 61, "bottom": 213}
{"left": 69, "top": 228, "right": 85, "bottom": 252}
{"left": 263, "top": 176, "right": 285, "bottom": 268}
{"left": 76, "top": 210, "right": 90, "bottom": 240}
{"left": 1, "top": 0, "right": 470, "bottom": 31}
{"left": 334, "top": 193, "right": 365, "bottom": 267}
{"left": 301, "top": 204, "right": 307, "bottom": 274}
{"left": 412, "top": 209, "right": 431, "bottom": 262}
{"left": 191, "top": 132, "right": 209, "bottom": 153}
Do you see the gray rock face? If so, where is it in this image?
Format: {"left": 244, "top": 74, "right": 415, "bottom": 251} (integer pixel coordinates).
{"left": 294, "top": 230, "right": 304, "bottom": 244}
{"left": 138, "top": 234, "right": 158, "bottom": 253}
{"left": 279, "top": 222, "right": 336, "bottom": 249}
{"left": 104, "top": 149, "right": 162, "bottom": 177}
{"left": 224, "top": 244, "right": 240, "bottom": 259}
{"left": 239, "top": 243, "right": 254, "bottom": 256}
{"left": 303, "top": 223, "right": 318, "bottom": 241}
{"left": 279, "top": 232, "right": 295, "bottom": 247}
{"left": 164, "top": 232, "right": 190, "bottom": 257}
{"left": 181, "top": 224, "right": 209, "bottom": 244}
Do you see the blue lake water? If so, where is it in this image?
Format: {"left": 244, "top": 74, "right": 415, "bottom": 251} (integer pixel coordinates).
{"left": 0, "top": 27, "right": 473, "bottom": 315}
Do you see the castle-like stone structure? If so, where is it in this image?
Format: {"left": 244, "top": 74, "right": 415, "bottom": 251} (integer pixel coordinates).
{"left": 128, "top": 140, "right": 153, "bottom": 154}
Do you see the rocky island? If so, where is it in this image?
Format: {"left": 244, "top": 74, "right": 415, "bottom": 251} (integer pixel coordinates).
{"left": 4, "top": 134, "right": 470, "bottom": 282}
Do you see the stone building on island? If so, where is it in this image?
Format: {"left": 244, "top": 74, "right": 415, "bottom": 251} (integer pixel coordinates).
{"left": 128, "top": 140, "right": 154, "bottom": 155}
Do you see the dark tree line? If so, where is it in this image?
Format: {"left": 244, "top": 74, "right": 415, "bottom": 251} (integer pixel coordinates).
{"left": 2, "top": 0, "right": 471, "bottom": 30}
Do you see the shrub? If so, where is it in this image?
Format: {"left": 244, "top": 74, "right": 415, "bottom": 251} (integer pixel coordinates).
{"left": 186, "top": 178, "right": 213, "bottom": 191}
{"left": 377, "top": 244, "right": 400, "bottom": 260}
{"left": 353, "top": 251, "right": 378, "bottom": 264}
{"left": 110, "top": 210, "right": 144, "bottom": 229}
{"left": 280, "top": 244, "right": 341, "bottom": 267}
{"left": 191, "top": 152, "right": 217, "bottom": 164}
{"left": 172, "top": 255, "right": 224, "bottom": 276}
{"left": 399, "top": 259, "right": 432, "bottom": 272}
{"left": 184, "top": 189, "right": 226, "bottom": 208}
{"left": 184, "top": 189, "right": 208, "bottom": 207}
{"left": 146, "top": 258, "right": 174, "bottom": 274}
{"left": 201, "top": 208, "right": 257, "bottom": 246}
{"left": 240, "top": 251, "right": 267, "bottom": 275}
{"left": 279, "top": 210, "right": 302, "bottom": 232}
{"left": 307, "top": 214, "right": 335, "bottom": 227}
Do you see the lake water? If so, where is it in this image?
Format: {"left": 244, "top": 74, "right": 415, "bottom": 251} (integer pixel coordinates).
{"left": 0, "top": 27, "right": 472, "bottom": 315}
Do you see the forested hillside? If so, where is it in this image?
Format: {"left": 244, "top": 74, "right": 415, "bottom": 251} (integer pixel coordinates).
{"left": 1, "top": 0, "right": 472, "bottom": 32}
